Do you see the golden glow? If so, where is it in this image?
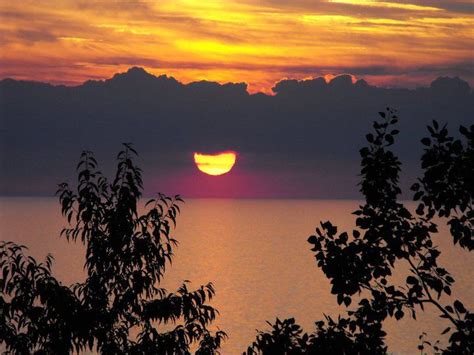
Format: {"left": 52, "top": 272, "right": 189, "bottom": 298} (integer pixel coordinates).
{"left": 194, "top": 151, "right": 237, "bottom": 176}
{"left": 0, "top": 0, "right": 473, "bottom": 91}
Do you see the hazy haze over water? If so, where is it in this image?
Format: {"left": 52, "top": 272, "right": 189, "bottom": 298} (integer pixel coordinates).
{"left": 1, "top": 198, "right": 472, "bottom": 354}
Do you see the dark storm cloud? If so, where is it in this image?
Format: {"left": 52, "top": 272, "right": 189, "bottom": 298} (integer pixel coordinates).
{"left": 0, "top": 67, "right": 473, "bottom": 197}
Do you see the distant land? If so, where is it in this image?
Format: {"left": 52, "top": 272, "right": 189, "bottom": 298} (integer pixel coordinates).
{"left": 1, "top": 68, "right": 473, "bottom": 198}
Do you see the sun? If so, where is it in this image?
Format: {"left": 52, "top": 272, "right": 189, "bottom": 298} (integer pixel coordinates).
{"left": 193, "top": 151, "right": 237, "bottom": 176}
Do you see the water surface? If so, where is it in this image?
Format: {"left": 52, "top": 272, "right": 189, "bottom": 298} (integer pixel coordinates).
{"left": 1, "top": 198, "right": 472, "bottom": 354}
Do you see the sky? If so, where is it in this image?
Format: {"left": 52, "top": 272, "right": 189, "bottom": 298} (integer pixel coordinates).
{"left": 0, "top": 1, "right": 473, "bottom": 198}
{"left": 1, "top": 0, "right": 473, "bottom": 93}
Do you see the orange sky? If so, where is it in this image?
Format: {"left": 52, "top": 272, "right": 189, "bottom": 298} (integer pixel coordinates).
{"left": 1, "top": 0, "right": 472, "bottom": 93}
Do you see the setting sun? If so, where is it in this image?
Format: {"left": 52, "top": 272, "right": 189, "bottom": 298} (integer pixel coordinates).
{"left": 194, "top": 151, "right": 237, "bottom": 176}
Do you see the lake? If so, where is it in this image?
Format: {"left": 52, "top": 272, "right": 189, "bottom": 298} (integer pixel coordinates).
{"left": 1, "top": 197, "right": 472, "bottom": 354}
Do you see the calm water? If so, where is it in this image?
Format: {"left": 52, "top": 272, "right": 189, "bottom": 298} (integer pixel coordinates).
{"left": 1, "top": 198, "right": 473, "bottom": 354}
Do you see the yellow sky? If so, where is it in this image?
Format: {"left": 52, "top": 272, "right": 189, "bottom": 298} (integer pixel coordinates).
{"left": 0, "top": 0, "right": 472, "bottom": 93}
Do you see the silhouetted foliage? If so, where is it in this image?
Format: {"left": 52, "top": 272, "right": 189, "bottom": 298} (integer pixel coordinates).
{"left": 248, "top": 109, "right": 473, "bottom": 354}
{"left": 412, "top": 121, "right": 474, "bottom": 250}
{"left": 0, "top": 144, "right": 225, "bottom": 354}
{"left": 245, "top": 315, "right": 385, "bottom": 354}
{"left": 0, "top": 243, "right": 80, "bottom": 354}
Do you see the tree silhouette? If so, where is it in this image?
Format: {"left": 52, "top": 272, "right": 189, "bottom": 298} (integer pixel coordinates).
{"left": 1, "top": 144, "right": 226, "bottom": 354}
{"left": 247, "top": 109, "right": 473, "bottom": 354}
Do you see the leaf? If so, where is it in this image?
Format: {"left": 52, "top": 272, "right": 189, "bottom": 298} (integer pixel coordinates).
{"left": 406, "top": 276, "right": 418, "bottom": 285}
{"left": 339, "top": 232, "right": 348, "bottom": 244}
{"left": 453, "top": 300, "right": 466, "bottom": 314}
{"left": 343, "top": 296, "right": 351, "bottom": 306}
{"left": 413, "top": 191, "right": 423, "bottom": 201}
{"left": 307, "top": 235, "right": 317, "bottom": 244}
{"left": 1, "top": 267, "right": 8, "bottom": 290}
{"left": 395, "top": 310, "right": 404, "bottom": 320}
{"left": 145, "top": 198, "right": 155, "bottom": 207}
{"left": 359, "top": 147, "right": 370, "bottom": 157}
{"left": 443, "top": 286, "right": 451, "bottom": 296}
{"left": 421, "top": 137, "right": 431, "bottom": 146}
{"left": 441, "top": 327, "right": 451, "bottom": 335}
{"left": 445, "top": 275, "right": 454, "bottom": 283}
{"left": 337, "top": 294, "right": 344, "bottom": 305}
{"left": 416, "top": 204, "right": 425, "bottom": 215}
{"left": 385, "top": 134, "right": 394, "bottom": 145}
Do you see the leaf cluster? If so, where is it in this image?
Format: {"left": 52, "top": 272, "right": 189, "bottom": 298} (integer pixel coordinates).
{"left": 1, "top": 144, "right": 226, "bottom": 354}
{"left": 245, "top": 315, "right": 385, "bottom": 355}
{"left": 412, "top": 121, "right": 474, "bottom": 250}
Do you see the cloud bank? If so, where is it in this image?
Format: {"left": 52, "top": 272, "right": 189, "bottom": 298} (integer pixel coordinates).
{"left": 1, "top": 68, "right": 473, "bottom": 198}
